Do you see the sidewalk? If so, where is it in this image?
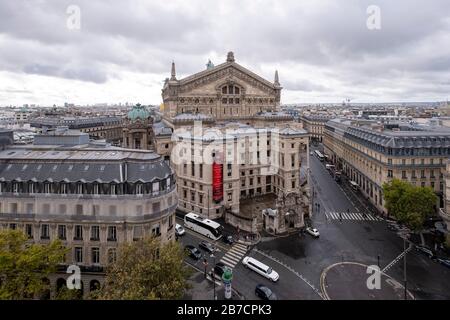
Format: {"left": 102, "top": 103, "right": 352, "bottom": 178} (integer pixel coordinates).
{"left": 183, "top": 271, "right": 244, "bottom": 300}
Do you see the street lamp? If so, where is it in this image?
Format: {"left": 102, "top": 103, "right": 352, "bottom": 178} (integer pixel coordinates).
{"left": 400, "top": 231, "right": 409, "bottom": 300}
{"left": 210, "top": 238, "right": 218, "bottom": 300}
{"left": 210, "top": 252, "right": 216, "bottom": 300}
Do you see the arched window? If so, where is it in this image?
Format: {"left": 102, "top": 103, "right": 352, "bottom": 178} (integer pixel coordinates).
{"left": 108, "top": 248, "right": 117, "bottom": 264}
{"left": 220, "top": 84, "right": 242, "bottom": 106}
{"left": 90, "top": 280, "right": 101, "bottom": 292}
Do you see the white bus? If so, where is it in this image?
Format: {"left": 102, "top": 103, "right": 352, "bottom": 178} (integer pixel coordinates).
{"left": 184, "top": 212, "right": 223, "bottom": 240}
{"left": 314, "top": 150, "right": 325, "bottom": 161}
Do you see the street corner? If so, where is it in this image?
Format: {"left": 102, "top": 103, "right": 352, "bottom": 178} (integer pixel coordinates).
{"left": 320, "top": 262, "right": 415, "bottom": 300}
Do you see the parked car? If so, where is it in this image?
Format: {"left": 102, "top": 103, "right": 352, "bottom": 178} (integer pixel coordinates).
{"left": 255, "top": 284, "right": 278, "bottom": 300}
{"left": 306, "top": 227, "right": 320, "bottom": 238}
{"left": 214, "top": 262, "right": 230, "bottom": 277}
{"left": 223, "top": 234, "right": 234, "bottom": 245}
{"left": 387, "top": 224, "right": 399, "bottom": 231}
{"left": 184, "top": 245, "right": 202, "bottom": 260}
{"left": 199, "top": 241, "right": 216, "bottom": 254}
{"left": 242, "top": 256, "right": 279, "bottom": 282}
{"left": 437, "top": 258, "right": 450, "bottom": 269}
{"left": 415, "top": 245, "right": 434, "bottom": 258}
{"left": 175, "top": 224, "right": 185, "bottom": 236}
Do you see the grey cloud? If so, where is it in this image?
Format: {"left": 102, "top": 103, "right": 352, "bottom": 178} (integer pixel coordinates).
{"left": 0, "top": 0, "right": 449, "bottom": 103}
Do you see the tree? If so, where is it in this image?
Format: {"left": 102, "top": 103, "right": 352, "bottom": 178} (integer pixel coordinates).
{"left": 98, "top": 236, "right": 191, "bottom": 300}
{"left": 0, "top": 229, "right": 68, "bottom": 299}
{"left": 383, "top": 178, "right": 438, "bottom": 231}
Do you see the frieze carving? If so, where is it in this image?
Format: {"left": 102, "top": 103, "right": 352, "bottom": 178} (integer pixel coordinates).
{"left": 177, "top": 66, "right": 274, "bottom": 94}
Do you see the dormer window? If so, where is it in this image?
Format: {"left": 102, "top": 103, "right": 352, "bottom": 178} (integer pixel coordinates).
{"left": 136, "top": 183, "right": 143, "bottom": 195}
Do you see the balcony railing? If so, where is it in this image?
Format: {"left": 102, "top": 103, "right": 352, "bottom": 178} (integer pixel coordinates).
{"left": 0, "top": 186, "right": 176, "bottom": 200}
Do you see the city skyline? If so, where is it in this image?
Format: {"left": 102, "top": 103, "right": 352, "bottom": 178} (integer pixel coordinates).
{"left": 0, "top": 0, "right": 449, "bottom": 106}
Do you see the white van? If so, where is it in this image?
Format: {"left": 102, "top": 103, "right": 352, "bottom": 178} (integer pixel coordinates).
{"left": 242, "top": 256, "right": 279, "bottom": 282}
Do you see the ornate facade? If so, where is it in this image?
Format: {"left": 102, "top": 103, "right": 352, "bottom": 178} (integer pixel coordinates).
{"left": 0, "top": 129, "right": 176, "bottom": 297}
{"left": 122, "top": 103, "right": 154, "bottom": 150}
{"left": 161, "top": 52, "right": 286, "bottom": 128}
{"left": 156, "top": 52, "right": 310, "bottom": 234}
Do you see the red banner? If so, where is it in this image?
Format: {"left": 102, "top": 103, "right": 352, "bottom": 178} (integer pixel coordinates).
{"left": 212, "top": 161, "right": 223, "bottom": 202}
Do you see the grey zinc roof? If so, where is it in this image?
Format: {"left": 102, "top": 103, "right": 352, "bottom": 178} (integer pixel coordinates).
{"left": 126, "top": 161, "right": 172, "bottom": 182}
{"left": 0, "top": 163, "right": 122, "bottom": 183}
{"left": 0, "top": 147, "right": 172, "bottom": 183}
{"left": 331, "top": 118, "right": 450, "bottom": 148}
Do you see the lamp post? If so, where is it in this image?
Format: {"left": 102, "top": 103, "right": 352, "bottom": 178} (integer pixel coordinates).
{"left": 403, "top": 236, "right": 407, "bottom": 300}
{"left": 211, "top": 239, "right": 217, "bottom": 300}
{"left": 210, "top": 252, "right": 216, "bottom": 300}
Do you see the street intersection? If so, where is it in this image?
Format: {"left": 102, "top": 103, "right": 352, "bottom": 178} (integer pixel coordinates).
{"left": 181, "top": 150, "right": 450, "bottom": 300}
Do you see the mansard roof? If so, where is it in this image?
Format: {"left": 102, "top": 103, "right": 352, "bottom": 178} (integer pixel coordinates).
{"left": 0, "top": 148, "right": 172, "bottom": 183}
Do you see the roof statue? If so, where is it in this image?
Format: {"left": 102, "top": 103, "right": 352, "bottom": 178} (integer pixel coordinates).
{"left": 226, "top": 51, "right": 235, "bottom": 63}
{"left": 206, "top": 59, "right": 214, "bottom": 70}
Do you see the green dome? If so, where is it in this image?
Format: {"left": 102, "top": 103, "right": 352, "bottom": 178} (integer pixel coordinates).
{"left": 127, "top": 103, "right": 150, "bottom": 122}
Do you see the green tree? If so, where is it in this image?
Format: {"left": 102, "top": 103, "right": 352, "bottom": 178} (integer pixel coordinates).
{"left": 383, "top": 178, "right": 438, "bottom": 231}
{"left": 0, "top": 229, "right": 68, "bottom": 299}
{"left": 54, "top": 285, "right": 83, "bottom": 300}
{"left": 98, "top": 236, "right": 191, "bottom": 300}
{"left": 445, "top": 234, "right": 450, "bottom": 250}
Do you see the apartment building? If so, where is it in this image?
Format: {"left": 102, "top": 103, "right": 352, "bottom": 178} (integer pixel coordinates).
{"left": 300, "top": 115, "right": 333, "bottom": 142}
{"left": 324, "top": 118, "right": 450, "bottom": 214}
{"left": 0, "top": 129, "right": 177, "bottom": 296}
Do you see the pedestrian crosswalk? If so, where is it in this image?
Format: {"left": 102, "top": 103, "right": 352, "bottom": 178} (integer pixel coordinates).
{"left": 219, "top": 243, "right": 248, "bottom": 268}
{"left": 325, "top": 211, "right": 383, "bottom": 222}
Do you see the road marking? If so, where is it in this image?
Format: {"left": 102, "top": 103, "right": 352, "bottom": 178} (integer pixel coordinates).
{"left": 382, "top": 243, "right": 413, "bottom": 273}
{"left": 354, "top": 212, "right": 363, "bottom": 220}
{"left": 231, "top": 247, "right": 247, "bottom": 255}
{"left": 219, "top": 243, "right": 248, "bottom": 269}
{"left": 220, "top": 256, "right": 238, "bottom": 267}
{"left": 253, "top": 248, "right": 324, "bottom": 300}
{"left": 223, "top": 253, "right": 241, "bottom": 263}
{"left": 325, "top": 211, "right": 383, "bottom": 223}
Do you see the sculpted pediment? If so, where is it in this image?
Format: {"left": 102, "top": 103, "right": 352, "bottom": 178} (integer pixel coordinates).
{"left": 178, "top": 64, "right": 276, "bottom": 96}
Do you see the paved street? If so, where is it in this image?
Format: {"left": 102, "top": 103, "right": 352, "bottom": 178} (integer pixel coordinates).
{"left": 255, "top": 149, "right": 450, "bottom": 300}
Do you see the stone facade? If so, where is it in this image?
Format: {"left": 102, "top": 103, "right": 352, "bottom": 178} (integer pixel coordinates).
{"left": 157, "top": 52, "right": 310, "bottom": 233}
{"left": 324, "top": 118, "right": 449, "bottom": 214}
{"left": 0, "top": 139, "right": 177, "bottom": 296}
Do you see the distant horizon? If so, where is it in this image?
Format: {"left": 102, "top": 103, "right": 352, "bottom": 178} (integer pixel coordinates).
{"left": 1, "top": 1, "right": 449, "bottom": 107}
{"left": 0, "top": 100, "right": 448, "bottom": 109}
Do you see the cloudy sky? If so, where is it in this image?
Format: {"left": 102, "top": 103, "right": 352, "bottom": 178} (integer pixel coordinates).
{"left": 0, "top": 0, "right": 449, "bottom": 106}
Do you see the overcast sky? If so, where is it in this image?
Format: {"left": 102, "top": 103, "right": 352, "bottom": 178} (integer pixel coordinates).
{"left": 0, "top": 0, "right": 449, "bottom": 106}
